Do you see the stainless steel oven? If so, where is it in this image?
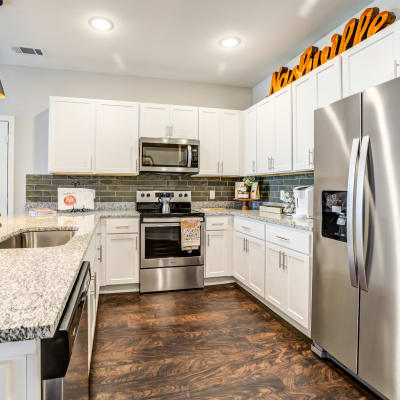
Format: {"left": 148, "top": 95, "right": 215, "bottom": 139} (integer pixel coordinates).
{"left": 139, "top": 137, "right": 200, "bottom": 174}
{"left": 140, "top": 217, "right": 205, "bottom": 268}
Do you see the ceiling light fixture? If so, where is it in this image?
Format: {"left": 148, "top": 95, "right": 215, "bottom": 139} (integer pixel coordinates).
{"left": 0, "top": 80, "right": 5, "bottom": 99}
{"left": 219, "top": 37, "right": 241, "bottom": 49}
{"left": 89, "top": 17, "right": 114, "bottom": 31}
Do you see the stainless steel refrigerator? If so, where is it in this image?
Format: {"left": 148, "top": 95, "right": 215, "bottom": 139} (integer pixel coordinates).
{"left": 312, "top": 77, "right": 400, "bottom": 400}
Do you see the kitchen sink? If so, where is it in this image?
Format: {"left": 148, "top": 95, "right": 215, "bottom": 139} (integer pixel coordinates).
{"left": 0, "top": 230, "right": 76, "bottom": 249}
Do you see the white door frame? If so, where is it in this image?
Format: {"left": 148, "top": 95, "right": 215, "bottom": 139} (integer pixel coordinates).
{"left": 0, "top": 116, "right": 14, "bottom": 216}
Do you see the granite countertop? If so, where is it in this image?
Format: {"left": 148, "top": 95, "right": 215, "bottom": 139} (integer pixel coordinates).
{"left": 198, "top": 209, "right": 313, "bottom": 232}
{"left": 0, "top": 210, "right": 139, "bottom": 343}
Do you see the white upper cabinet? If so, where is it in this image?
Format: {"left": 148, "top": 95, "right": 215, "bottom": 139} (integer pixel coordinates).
{"left": 220, "top": 110, "right": 240, "bottom": 176}
{"left": 170, "top": 105, "right": 198, "bottom": 139}
{"left": 95, "top": 100, "right": 139, "bottom": 174}
{"left": 140, "top": 103, "right": 198, "bottom": 139}
{"left": 293, "top": 57, "right": 342, "bottom": 172}
{"left": 273, "top": 86, "right": 292, "bottom": 173}
{"left": 49, "top": 97, "right": 96, "bottom": 173}
{"left": 244, "top": 105, "right": 257, "bottom": 175}
{"left": 139, "top": 103, "right": 171, "bottom": 138}
{"left": 342, "top": 22, "right": 400, "bottom": 97}
{"left": 256, "top": 87, "right": 292, "bottom": 174}
{"left": 256, "top": 96, "right": 274, "bottom": 174}
{"left": 198, "top": 108, "right": 240, "bottom": 176}
{"left": 198, "top": 108, "right": 220, "bottom": 175}
{"left": 292, "top": 73, "right": 316, "bottom": 172}
{"left": 315, "top": 56, "right": 342, "bottom": 109}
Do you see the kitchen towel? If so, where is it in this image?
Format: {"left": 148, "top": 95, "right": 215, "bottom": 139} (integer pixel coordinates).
{"left": 181, "top": 218, "right": 201, "bottom": 252}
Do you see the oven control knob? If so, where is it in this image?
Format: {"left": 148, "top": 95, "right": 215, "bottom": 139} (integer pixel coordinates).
{"left": 184, "top": 193, "right": 188, "bottom": 198}
{"left": 141, "top": 193, "right": 145, "bottom": 198}
{"left": 146, "top": 193, "right": 150, "bottom": 197}
{"left": 179, "top": 193, "right": 183, "bottom": 198}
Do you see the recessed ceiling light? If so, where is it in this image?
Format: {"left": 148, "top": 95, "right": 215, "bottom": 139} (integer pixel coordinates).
{"left": 219, "top": 37, "right": 241, "bottom": 49}
{"left": 89, "top": 17, "right": 114, "bottom": 31}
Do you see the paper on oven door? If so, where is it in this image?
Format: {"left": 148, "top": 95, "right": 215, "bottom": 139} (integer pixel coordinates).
{"left": 181, "top": 218, "right": 201, "bottom": 252}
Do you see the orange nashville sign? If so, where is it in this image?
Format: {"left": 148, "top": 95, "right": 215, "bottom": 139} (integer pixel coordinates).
{"left": 268, "top": 7, "right": 396, "bottom": 96}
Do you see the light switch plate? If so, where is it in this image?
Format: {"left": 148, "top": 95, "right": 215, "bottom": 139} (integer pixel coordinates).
{"left": 210, "top": 190, "right": 215, "bottom": 200}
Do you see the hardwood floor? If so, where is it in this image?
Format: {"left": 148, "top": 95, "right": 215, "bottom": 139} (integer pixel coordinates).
{"left": 90, "top": 284, "right": 377, "bottom": 400}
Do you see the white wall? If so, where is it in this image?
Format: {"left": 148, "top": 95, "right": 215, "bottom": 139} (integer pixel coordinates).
{"left": 252, "top": 0, "right": 400, "bottom": 103}
{"left": 0, "top": 65, "right": 252, "bottom": 214}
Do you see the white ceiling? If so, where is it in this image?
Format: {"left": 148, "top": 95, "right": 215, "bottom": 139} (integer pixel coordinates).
{"left": 0, "top": 0, "right": 373, "bottom": 87}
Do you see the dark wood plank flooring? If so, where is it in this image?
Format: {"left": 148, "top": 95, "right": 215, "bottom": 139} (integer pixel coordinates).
{"left": 89, "top": 284, "right": 377, "bottom": 400}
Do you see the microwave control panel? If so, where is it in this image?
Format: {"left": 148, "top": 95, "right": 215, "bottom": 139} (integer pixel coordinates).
{"left": 191, "top": 147, "right": 199, "bottom": 167}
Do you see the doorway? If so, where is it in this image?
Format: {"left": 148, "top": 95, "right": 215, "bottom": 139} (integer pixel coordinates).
{"left": 0, "top": 117, "right": 14, "bottom": 216}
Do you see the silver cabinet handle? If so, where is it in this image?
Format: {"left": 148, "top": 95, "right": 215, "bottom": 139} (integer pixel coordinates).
{"left": 241, "top": 226, "right": 250, "bottom": 230}
{"left": 221, "top": 161, "right": 224, "bottom": 174}
{"left": 170, "top": 124, "right": 174, "bottom": 137}
{"left": 208, "top": 234, "right": 210, "bottom": 247}
{"left": 243, "top": 237, "right": 245, "bottom": 251}
{"left": 347, "top": 138, "right": 360, "bottom": 288}
{"left": 89, "top": 156, "right": 93, "bottom": 171}
{"left": 276, "top": 235, "right": 289, "bottom": 241}
{"left": 279, "top": 250, "right": 282, "bottom": 268}
{"left": 212, "top": 223, "right": 224, "bottom": 226}
{"left": 267, "top": 157, "right": 270, "bottom": 170}
{"left": 283, "top": 253, "right": 288, "bottom": 269}
{"left": 356, "top": 136, "right": 370, "bottom": 291}
{"left": 245, "top": 238, "right": 248, "bottom": 253}
{"left": 252, "top": 160, "right": 256, "bottom": 173}
{"left": 217, "top": 161, "right": 220, "bottom": 173}
{"left": 272, "top": 157, "right": 274, "bottom": 170}
{"left": 136, "top": 159, "right": 138, "bottom": 172}
{"left": 311, "top": 149, "right": 314, "bottom": 166}
{"left": 97, "top": 245, "right": 102, "bottom": 262}
{"left": 115, "top": 225, "right": 130, "bottom": 229}
{"left": 308, "top": 149, "right": 312, "bottom": 166}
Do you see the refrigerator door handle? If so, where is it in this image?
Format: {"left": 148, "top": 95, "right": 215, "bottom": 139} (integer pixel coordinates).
{"left": 347, "top": 138, "right": 360, "bottom": 288}
{"left": 356, "top": 136, "right": 370, "bottom": 291}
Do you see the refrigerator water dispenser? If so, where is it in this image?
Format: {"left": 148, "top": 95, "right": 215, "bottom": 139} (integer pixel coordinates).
{"left": 321, "top": 191, "right": 347, "bottom": 242}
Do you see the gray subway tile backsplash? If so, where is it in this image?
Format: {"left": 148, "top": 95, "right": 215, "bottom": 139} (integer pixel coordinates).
{"left": 26, "top": 173, "right": 314, "bottom": 205}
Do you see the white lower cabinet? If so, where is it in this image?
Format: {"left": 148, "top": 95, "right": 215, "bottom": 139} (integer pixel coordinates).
{"left": 0, "top": 356, "right": 26, "bottom": 400}
{"left": 265, "top": 243, "right": 288, "bottom": 311}
{"left": 247, "top": 236, "right": 265, "bottom": 297}
{"left": 205, "top": 230, "right": 229, "bottom": 278}
{"left": 106, "top": 233, "right": 139, "bottom": 285}
{"left": 265, "top": 242, "right": 311, "bottom": 330}
{"left": 233, "top": 231, "right": 265, "bottom": 298}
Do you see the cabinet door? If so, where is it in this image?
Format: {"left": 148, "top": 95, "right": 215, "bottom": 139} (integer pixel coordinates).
{"left": 274, "top": 86, "right": 292, "bottom": 173}
{"left": 265, "top": 243, "right": 287, "bottom": 311}
{"left": 247, "top": 236, "right": 265, "bottom": 297}
{"left": 198, "top": 108, "right": 220, "bottom": 175}
{"left": 315, "top": 56, "right": 342, "bottom": 109}
{"left": 342, "top": 25, "right": 399, "bottom": 97}
{"left": 233, "top": 231, "right": 249, "bottom": 284}
{"left": 49, "top": 97, "right": 95, "bottom": 173}
{"left": 285, "top": 248, "right": 311, "bottom": 329}
{"left": 106, "top": 233, "right": 139, "bottom": 285}
{"left": 244, "top": 106, "right": 257, "bottom": 175}
{"left": 220, "top": 110, "right": 240, "bottom": 176}
{"left": 256, "top": 97, "right": 275, "bottom": 174}
{"left": 170, "top": 105, "right": 198, "bottom": 139}
{"left": 139, "top": 103, "right": 170, "bottom": 138}
{"left": 205, "top": 230, "right": 229, "bottom": 277}
{"left": 292, "top": 74, "right": 316, "bottom": 171}
{"left": 0, "top": 356, "right": 26, "bottom": 400}
{"left": 95, "top": 101, "right": 139, "bottom": 174}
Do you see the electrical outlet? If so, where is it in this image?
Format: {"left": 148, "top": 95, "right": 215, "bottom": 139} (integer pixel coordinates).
{"left": 280, "top": 190, "right": 285, "bottom": 201}
{"left": 210, "top": 190, "right": 215, "bottom": 200}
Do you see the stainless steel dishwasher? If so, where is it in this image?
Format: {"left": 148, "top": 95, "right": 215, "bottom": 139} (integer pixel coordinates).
{"left": 41, "top": 262, "right": 90, "bottom": 400}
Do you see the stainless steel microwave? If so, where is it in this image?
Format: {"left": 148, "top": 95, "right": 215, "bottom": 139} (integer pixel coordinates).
{"left": 139, "top": 137, "right": 200, "bottom": 174}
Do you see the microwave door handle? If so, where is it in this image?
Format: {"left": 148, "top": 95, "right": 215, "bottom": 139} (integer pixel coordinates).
{"left": 347, "top": 138, "right": 360, "bottom": 288}
{"left": 356, "top": 136, "right": 370, "bottom": 291}
{"left": 187, "top": 145, "right": 192, "bottom": 168}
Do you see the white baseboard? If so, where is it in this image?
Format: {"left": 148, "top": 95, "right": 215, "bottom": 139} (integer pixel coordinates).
{"left": 205, "top": 277, "right": 235, "bottom": 286}
{"left": 100, "top": 283, "right": 139, "bottom": 294}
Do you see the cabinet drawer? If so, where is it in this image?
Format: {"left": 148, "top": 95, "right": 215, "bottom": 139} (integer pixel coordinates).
{"left": 106, "top": 218, "right": 139, "bottom": 234}
{"left": 206, "top": 216, "right": 229, "bottom": 231}
{"left": 234, "top": 217, "right": 265, "bottom": 240}
{"left": 267, "top": 224, "right": 311, "bottom": 255}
